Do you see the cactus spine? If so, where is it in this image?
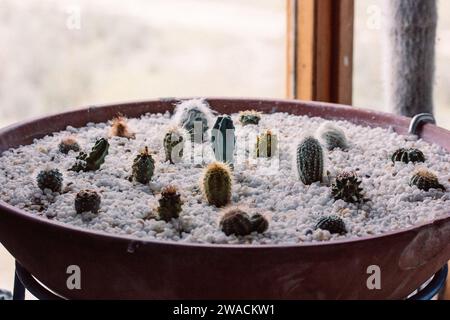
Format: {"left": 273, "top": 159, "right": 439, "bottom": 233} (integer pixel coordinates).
{"left": 202, "top": 162, "right": 232, "bottom": 207}
{"left": 70, "top": 138, "right": 109, "bottom": 172}
{"left": 256, "top": 130, "right": 277, "bottom": 158}
{"left": 109, "top": 115, "right": 135, "bottom": 139}
{"left": 157, "top": 186, "right": 183, "bottom": 222}
{"left": 410, "top": 169, "right": 445, "bottom": 191}
{"left": 163, "top": 128, "right": 184, "bottom": 164}
{"left": 132, "top": 147, "right": 155, "bottom": 184}
{"left": 211, "top": 116, "right": 236, "bottom": 165}
{"left": 317, "top": 122, "right": 348, "bottom": 151}
{"left": 296, "top": 136, "right": 324, "bottom": 185}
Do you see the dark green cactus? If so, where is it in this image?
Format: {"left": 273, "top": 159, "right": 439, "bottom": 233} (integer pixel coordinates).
{"left": 256, "top": 130, "right": 277, "bottom": 158}
{"left": 163, "top": 128, "right": 184, "bottom": 164}
{"left": 70, "top": 138, "right": 109, "bottom": 172}
{"left": 315, "top": 215, "right": 347, "bottom": 235}
{"left": 36, "top": 169, "right": 63, "bottom": 193}
{"left": 410, "top": 169, "right": 445, "bottom": 191}
{"left": 392, "top": 148, "right": 425, "bottom": 164}
{"left": 211, "top": 116, "right": 236, "bottom": 164}
{"left": 132, "top": 147, "right": 155, "bottom": 184}
{"left": 250, "top": 213, "right": 269, "bottom": 233}
{"left": 58, "top": 137, "right": 80, "bottom": 154}
{"left": 202, "top": 162, "right": 232, "bottom": 207}
{"left": 239, "top": 110, "right": 262, "bottom": 126}
{"left": 220, "top": 208, "right": 253, "bottom": 236}
{"left": 317, "top": 122, "right": 348, "bottom": 151}
{"left": 157, "top": 186, "right": 183, "bottom": 222}
{"left": 331, "top": 171, "right": 367, "bottom": 204}
{"left": 75, "top": 189, "right": 101, "bottom": 214}
{"left": 296, "top": 136, "right": 324, "bottom": 185}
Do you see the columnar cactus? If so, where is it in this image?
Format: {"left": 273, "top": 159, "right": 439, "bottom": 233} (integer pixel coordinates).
{"left": 315, "top": 215, "right": 347, "bottom": 235}
{"left": 70, "top": 138, "right": 110, "bottom": 172}
{"left": 157, "top": 186, "right": 183, "bottom": 222}
{"left": 75, "top": 189, "right": 101, "bottom": 214}
{"left": 410, "top": 169, "right": 445, "bottom": 191}
{"left": 296, "top": 136, "right": 324, "bottom": 185}
{"left": 109, "top": 115, "right": 135, "bottom": 139}
{"left": 174, "top": 99, "right": 213, "bottom": 143}
{"left": 202, "top": 162, "right": 232, "bottom": 207}
{"left": 239, "top": 110, "right": 262, "bottom": 126}
{"left": 317, "top": 122, "right": 349, "bottom": 151}
{"left": 58, "top": 137, "right": 80, "bottom": 154}
{"left": 163, "top": 128, "right": 184, "bottom": 164}
{"left": 36, "top": 169, "right": 63, "bottom": 193}
{"left": 256, "top": 130, "right": 277, "bottom": 158}
{"left": 331, "top": 171, "right": 366, "bottom": 204}
{"left": 211, "top": 116, "right": 236, "bottom": 164}
{"left": 132, "top": 146, "right": 155, "bottom": 184}
{"left": 392, "top": 148, "right": 425, "bottom": 164}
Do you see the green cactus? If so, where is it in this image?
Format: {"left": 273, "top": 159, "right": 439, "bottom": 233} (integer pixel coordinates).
{"left": 36, "top": 169, "right": 63, "bottom": 193}
{"left": 211, "top": 116, "right": 236, "bottom": 165}
{"left": 157, "top": 186, "right": 183, "bottom": 222}
{"left": 250, "top": 213, "right": 269, "bottom": 233}
{"left": 410, "top": 169, "right": 445, "bottom": 191}
{"left": 75, "top": 189, "right": 101, "bottom": 214}
{"left": 70, "top": 138, "right": 109, "bottom": 172}
{"left": 239, "top": 110, "right": 262, "bottom": 126}
{"left": 256, "top": 130, "right": 277, "bottom": 158}
{"left": 315, "top": 215, "right": 347, "bottom": 235}
{"left": 220, "top": 208, "right": 253, "bottom": 236}
{"left": 331, "top": 171, "right": 367, "bottom": 204}
{"left": 163, "top": 128, "right": 184, "bottom": 164}
{"left": 317, "top": 122, "right": 348, "bottom": 151}
{"left": 202, "top": 162, "right": 232, "bottom": 207}
{"left": 58, "top": 137, "right": 80, "bottom": 154}
{"left": 392, "top": 148, "right": 425, "bottom": 164}
{"left": 132, "top": 147, "right": 155, "bottom": 184}
{"left": 296, "top": 136, "right": 324, "bottom": 185}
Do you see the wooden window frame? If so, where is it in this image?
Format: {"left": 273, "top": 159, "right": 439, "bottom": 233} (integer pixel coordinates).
{"left": 286, "top": 0, "right": 354, "bottom": 104}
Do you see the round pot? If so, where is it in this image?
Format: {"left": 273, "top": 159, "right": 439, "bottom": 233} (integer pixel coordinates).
{"left": 0, "top": 98, "right": 449, "bottom": 299}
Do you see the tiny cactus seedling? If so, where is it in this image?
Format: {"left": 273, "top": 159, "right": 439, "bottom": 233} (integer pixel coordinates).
{"left": 75, "top": 189, "right": 101, "bottom": 214}
{"left": 36, "top": 169, "right": 63, "bottom": 193}
{"left": 220, "top": 208, "right": 253, "bottom": 236}
{"left": 250, "top": 213, "right": 269, "bottom": 233}
{"left": 70, "top": 138, "right": 109, "bottom": 172}
{"left": 239, "top": 110, "right": 262, "bottom": 126}
{"left": 315, "top": 215, "right": 347, "bottom": 235}
{"left": 157, "top": 186, "right": 183, "bottom": 222}
{"left": 410, "top": 169, "right": 446, "bottom": 191}
{"left": 317, "top": 122, "right": 349, "bottom": 151}
{"left": 211, "top": 116, "right": 236, "bottom": 164}
{"left": 296, "top": 136, "right": 324, "bottom": 185}
{"left": 175, "top": 99, "right": 213, "bottom": 143}
{"left": 332, "top": 171, "right": 366, "bottom": 204}
{"left": 58, "top": 137, "right": 80, "bottom": 154}
{"left": 256, "top": 130, "right": 277, "bottom": 158}
{"left": 163, "top": 128, "right": 184, "bottom": 164}
{"left": 202, "top": 162, "right": 232, "bottom": 207}
{"left": 392, "top": 148, "right": 425, "bottom": 164}
{"left": 109, "top": 115, "right": 135, "bottom": 139}
{"left": 132, "top": 147, "right": 155, "bottom": 184}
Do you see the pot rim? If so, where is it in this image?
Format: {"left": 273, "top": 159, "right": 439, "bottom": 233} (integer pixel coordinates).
{"left": 0, "top": 97, "right": 449, "bottom": 250}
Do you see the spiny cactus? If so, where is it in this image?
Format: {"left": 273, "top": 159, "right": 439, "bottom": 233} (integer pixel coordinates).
{"left": 250, "top": 213, "right": 269, "bottom": 234}
{"left": 202, "top": 162, "right": 232, "bottom": 207}
{"left": 317, "top": 122, "right": 349, "bottom": 151}
{"left": 109, "top": 115, "right": 135, "bottom": 139}
{"left": 296, "top": 136, "right": 324, "bottom": 185}
{"left": 58, "top": 137, "right": 80, "bottom": 154}
{"left": 332, "top": 171, "right": 367, "bottom": 204}
{"left": 315, "top": 215, "right": 347, "bottom": 235}
{"left": 392, "top": 148, "right": 425, "bottom": 164}
{"left": 220, "top": 208, "right": 253, "bottom": 236}
{"left": 256, "top": 130, "right": 277, "bottom": 158}
{"left": 75, "top": 189, "right": 101, "bottom": 214}
{"left": 36, "top": 169, "right": 63, "bottom": 193}
{"left": 163, "top": 128, "right": 184, "bottom": 164}
{"left": 157, "top": 186, "right": 183, "bottom": 222}
{"left": 70, "top": 138, "right": 109, "bottom": 172}
{"left": 410, "top": 169, "right": 445, "bottom": 191}
{"left": 211, "top": 115, "right": 236, "bottom": 164}
{"left": 132, "top": 147, "right": 155, "bottom": 184}
{"left": 174, "top": 99, "right": 213, "bottom": 143}
{"left": 239, "top": 110, "right": 262, "bottom": 126}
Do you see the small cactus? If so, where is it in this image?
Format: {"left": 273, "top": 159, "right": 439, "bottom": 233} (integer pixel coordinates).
{"left": 36, "top": 169, "right": 63, "bottom": 193}
{"left": 157, "top": 186, "right": 183, "bottom": 222}
{"left": 296, "top": 136, "right": 324, "bottom": 185}
{"left": 331, "top": 171, "right": 366, "bottom": 204}
{"left": 317, "top": 122, "right": 348, "bottom": 151}
{"left": 410, "top": 169, "right": 445, "bottom": 191}
{"left": 202, "top": 162, "right": 232, "bottom": 207}
{"left": 220, "top": 208, "right": 253, "bottom": 236}
{"left": 392, "top": 148, "right": 425, "bottom": 164}
{"left": 250, "top": 213, "right": 269, "bottom": 234}
{"left": 174, "top": 99, "right": 213, "bottom": 143}
{"left": 163, "top": 128, "right": 184, "bottom": 164}
{"left": 256, "top": 130, "right": 277, "bottom": 158}
{"left": 75, "top": 189, "right": 101, "bottom": 214}
{"left": 132, "top": 147, "right": 155, "bottom": 184}
{"left": 315, "top": 215, "right": 347, "bottom": 234}
{"left": 211, "top": 116, "right": 236, "bottom": 164}
{"left": 239, "top": 110, "right": 262, "bottom": 126}
{"left": 70, "top": 138, "right": 109, "bottom": 172}
{"left": 58, "top": 137, "right": 80, "bottom": 154}
{"left": 109, "top": 115, "right": 135, "bottom": 139}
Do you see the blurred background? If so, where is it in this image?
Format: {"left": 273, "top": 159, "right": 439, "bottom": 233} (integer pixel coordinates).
{"left": 0, "top": 0, "right": 449, "bottom": 295}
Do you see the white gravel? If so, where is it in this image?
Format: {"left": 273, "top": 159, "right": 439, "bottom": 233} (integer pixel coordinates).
{"left": 1, "top": 103, "right": 449, "bottom": 245}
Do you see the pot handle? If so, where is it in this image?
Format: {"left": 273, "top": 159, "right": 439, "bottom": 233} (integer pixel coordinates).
{"left": 408, "top": 113, "right": 436, "bottom": 136}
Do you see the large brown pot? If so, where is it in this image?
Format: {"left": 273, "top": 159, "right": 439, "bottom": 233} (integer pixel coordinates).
{"left": 0, "top": 98, "right": 449, "bottom": 299}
